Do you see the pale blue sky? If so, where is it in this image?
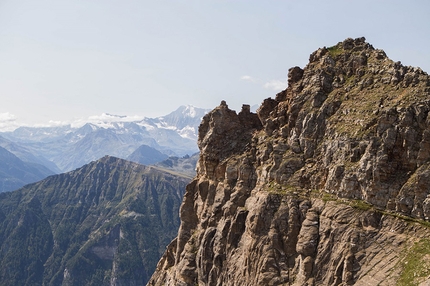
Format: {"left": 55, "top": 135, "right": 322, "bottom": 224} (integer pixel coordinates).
{"left": 1, "top": 0, "right": 429, "bottom": 129}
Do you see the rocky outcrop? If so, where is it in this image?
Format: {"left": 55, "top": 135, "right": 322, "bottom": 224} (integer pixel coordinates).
{"left": 149, "top": 38, "right": 430, "bottom": 285}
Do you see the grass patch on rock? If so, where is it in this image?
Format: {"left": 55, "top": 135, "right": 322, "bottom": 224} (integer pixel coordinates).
{"left": 397, "top": 238, "right": 430, "bottom": 286}
{"left": 327, "top": 45, "right": 343, "bottom": 57}
{"left": 348, "top": 199, "right": 373, "bottom": 211}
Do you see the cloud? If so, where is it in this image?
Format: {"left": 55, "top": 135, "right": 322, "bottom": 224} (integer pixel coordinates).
{"left": 0, "top": 112, "right": 19, "bottom": 132}
{"left": 0, "top": 112, "right": 18, "bottom": 131}
{"left": 241, "top": 75, "right": 288, "bottom": 92}
{"left": 0, "top": 113, "right": 74, "bottom": 131}
{"left": 0, "top": 112, "right": 16, "bottom": 122}
{"left": 0, "top": 112, "right": 148, "bottom": 131}
{"left": 263, "top": 79, "right": 288, "bottom": 91}
{"left": 70, "top": 113, "right": 145, "bottom": 128}
{"left": 87, "top": 113, "right": 144, "bottom": 123}
{"left": 240, "top": 75, "right": 256, "bottom": 82}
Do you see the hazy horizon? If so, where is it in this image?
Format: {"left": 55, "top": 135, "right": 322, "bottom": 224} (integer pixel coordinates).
{"left": 0, "top": 104, "right": 213, "bottom": 132}
{"left": 1, "top": 0, "right": 429, "bottom": 129}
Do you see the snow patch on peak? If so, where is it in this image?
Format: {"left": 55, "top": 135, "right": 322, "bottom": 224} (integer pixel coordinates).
{"left": 178, "top": 125, "right": 197, "bottom": 139}
{"left": 183, "top": 105, "right": 197, "bottom": 118}
{"left": 136, "top": 122, "right": 155, "bottom": 131}
{"left": 104, "top": 113, "right": 127, "bottom": 119}
{"left": 155, "top": 121, "right": 177, "bottom": 131}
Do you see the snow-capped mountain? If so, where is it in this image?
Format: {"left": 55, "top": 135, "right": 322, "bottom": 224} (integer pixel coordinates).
{"left": 155, "top": 105, "right": 206, "bottom": 139}
{"left": 0, "top": 105, "right": 209, "bottom": 172}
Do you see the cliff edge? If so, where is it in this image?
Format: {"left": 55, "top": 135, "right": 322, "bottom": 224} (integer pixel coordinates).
{"left": 149, "top": 38, "right": 430, "bottom": 285}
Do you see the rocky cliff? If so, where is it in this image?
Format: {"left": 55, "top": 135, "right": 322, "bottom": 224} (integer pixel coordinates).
{"left": 148, "top": 38, "right": 430, "bottom": 285}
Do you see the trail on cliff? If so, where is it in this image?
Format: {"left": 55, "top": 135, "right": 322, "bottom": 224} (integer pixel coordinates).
{"left": 149, "top": 38, "right": 430, "bottom": 286}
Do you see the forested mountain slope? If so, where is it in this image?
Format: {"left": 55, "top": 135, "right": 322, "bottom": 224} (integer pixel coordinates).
{"left": 0, "top": 156, "right": 189, "bottom": 285}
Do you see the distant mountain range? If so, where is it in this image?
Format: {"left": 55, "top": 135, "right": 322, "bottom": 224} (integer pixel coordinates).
{"left": 0, "top": 146, "right": 54, "bottom": 192}
{"left": 0, "top": 156, "right": 189, "bottom": 285}
{"left": 126, "top": 144, "right": 169, "bottom": 166}
{"left": 153, "top": 152, "right": 199, "bottom": 179}
{"left": 0, "top": 105, "right": 208, "bottom": 192}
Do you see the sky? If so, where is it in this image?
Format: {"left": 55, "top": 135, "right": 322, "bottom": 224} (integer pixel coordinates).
{"left": 0, "top": 0, "right": 429, "bottom": 130}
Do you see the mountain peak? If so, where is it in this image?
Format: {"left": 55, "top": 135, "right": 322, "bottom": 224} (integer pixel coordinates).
{"left": 174, "top": 105, "right": 200, "bottom": 118}
{"left": 149, "top": 38, "right": 430, "bottom": 286}
{"left": 0, "top": 154, "right": 190, "bottom": 285}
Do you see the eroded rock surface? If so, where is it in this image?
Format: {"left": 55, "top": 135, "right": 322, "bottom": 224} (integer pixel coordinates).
{"left": 149, "top": 38, "right": 430, "bottom": 286}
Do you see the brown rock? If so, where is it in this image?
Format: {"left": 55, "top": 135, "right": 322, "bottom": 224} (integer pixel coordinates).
{"left": 148, "top": 38, "right": 430, "bottom": 286}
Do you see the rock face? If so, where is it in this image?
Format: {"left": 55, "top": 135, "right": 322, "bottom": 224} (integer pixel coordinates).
{"left": 148, "top": 38, "right": 430, "bottom": 285}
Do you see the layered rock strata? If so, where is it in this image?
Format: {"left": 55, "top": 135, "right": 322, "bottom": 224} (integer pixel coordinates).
{"left": 149, "top": 38, "right": 430, "bottom": 285}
